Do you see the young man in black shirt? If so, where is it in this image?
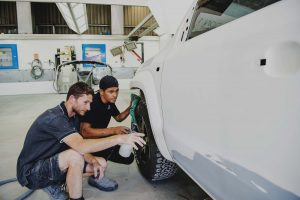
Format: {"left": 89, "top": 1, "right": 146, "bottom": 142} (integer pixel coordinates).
{"left": 80, "top": 75, "right": 134, "bottom": 191}
{"left": 17, "top": 82, "right": 145, "bottom": 200}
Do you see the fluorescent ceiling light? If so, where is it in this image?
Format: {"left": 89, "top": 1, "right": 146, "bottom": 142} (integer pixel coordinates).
{"left": 56, "top": 3, "right": 88, "bottom": 34}
{"left": 127, "top": 13, "right": 153, "bottom": 39}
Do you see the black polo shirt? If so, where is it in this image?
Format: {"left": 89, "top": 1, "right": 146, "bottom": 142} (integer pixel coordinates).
{"left": 17, "top": 102, "right": 79, "bottom": 186}
{"left": 80, "top": 92, "right": 120, "bottom": 128}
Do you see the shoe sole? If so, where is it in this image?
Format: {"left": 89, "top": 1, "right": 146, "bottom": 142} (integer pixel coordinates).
{"left": 88, "top": 179, "right": 118, "bottom": 192}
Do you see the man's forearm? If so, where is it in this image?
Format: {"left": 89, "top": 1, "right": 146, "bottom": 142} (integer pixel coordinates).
{"left": 79, "top": 135, "right": 121, "bottom": 154}
{"left": 64, "top": 132, "right": 145, "bottom": 155}
{"left": 82, "top": 126, "right": 116, "bottom": 138}
{"left": 115, "top": 106, "right": 130, "bottom": 122}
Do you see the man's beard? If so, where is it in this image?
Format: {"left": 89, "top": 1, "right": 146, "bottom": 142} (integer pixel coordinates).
{"left": 74, "top": 107, "right": 86, "bottom": 116}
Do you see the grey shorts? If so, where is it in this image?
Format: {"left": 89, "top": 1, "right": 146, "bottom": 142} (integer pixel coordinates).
{"left": 26, "top": 154, "right": 66, "bottom": 190}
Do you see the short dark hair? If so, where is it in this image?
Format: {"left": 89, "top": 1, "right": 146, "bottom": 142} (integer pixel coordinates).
{"left": 99, "top": 75, "right": 119, "bottom": 90}
{"left": 66, "top": 82, "right": 94, "bottom": 100}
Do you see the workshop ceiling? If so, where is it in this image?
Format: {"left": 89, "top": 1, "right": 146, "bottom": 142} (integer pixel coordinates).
{"left": 5, "top": 0, "right": 147, "bottom": 6}
{"left": 1, "top": 0, "right": 192, "bottom": 37}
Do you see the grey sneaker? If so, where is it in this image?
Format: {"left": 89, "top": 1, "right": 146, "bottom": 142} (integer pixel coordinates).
{"left": 42, "top": 184, "right": 68, "bottom": 200}
{"left": 88, "top": 176, "right": 118, "bottom": 191}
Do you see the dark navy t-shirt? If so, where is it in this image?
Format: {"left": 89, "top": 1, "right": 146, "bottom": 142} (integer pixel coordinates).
{"left": 79, "top": 92, "right": 120, "bottom": 128}
{"left": 17, "top": 102, "right": 78, "bottom": 186}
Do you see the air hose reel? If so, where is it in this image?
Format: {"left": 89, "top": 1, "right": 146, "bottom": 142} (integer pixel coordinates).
{"left": 30, "top": 59, "right": 44, "bottom": 80}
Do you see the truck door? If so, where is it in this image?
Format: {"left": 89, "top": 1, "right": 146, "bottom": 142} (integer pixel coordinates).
{"left": 161, "top": 0, "right": 300, "bottom": 199}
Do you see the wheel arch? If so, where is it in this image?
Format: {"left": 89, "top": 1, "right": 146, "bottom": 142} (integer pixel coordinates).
{"left": 130, "top": 71, "right": 173, "bottom": 161}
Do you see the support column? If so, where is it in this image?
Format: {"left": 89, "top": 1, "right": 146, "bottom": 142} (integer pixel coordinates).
{"left": 111, "top": 5, "right": 124, "bottom": 35}
{"left": 16, "top": 2, "right": 33, "bottom": 34}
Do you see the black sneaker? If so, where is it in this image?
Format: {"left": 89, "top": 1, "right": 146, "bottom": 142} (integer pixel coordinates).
{"left": 88, "top": 176, "right": 118, "bottom": 192}
{"left": 42, "top": 184, "right": 68, "bottom": 200}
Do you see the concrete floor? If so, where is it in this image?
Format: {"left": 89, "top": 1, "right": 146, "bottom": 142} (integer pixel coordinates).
{"left": 0, "top": 90, "right": 210, "bottom": 200}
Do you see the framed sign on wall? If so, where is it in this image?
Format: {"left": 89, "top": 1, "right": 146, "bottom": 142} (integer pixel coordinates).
{"left": 0, "top": 44, "right": 19, "bottom": 70}
{"left": 82, "top": 44, "right": 106, "bottom": 67}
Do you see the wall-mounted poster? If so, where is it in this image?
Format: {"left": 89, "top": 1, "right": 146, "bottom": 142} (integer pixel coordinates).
{"left": 82, "top": 44, "right": 106, "bottom": 67}
{"left": 0, "top": 44, "right": 19, "bottom": 70}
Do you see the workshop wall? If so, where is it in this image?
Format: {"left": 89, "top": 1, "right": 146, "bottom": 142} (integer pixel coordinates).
{"left": 0, "top": 34, "right": 159, "bottom": 95}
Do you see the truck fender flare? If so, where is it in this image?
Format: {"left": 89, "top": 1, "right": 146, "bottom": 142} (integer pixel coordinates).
{"left": 130, "top": 71, "right": 173, "bottom": 161}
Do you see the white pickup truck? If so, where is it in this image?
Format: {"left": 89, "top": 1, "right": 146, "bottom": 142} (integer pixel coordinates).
{"left": 130, "top": 0, "right": 300, "bottom": 199}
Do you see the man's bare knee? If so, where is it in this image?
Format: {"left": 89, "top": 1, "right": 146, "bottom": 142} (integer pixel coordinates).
{"left": 59, "top": 149, "right": 84, "bottom": 171}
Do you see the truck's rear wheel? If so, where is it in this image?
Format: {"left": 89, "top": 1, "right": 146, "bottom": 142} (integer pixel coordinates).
{"left": 133, "top": 93, "right": 178, "bottom": 181}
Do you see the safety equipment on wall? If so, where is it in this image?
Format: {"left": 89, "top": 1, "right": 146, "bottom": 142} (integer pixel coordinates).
{"left": 55, "top": 46, "right": 76, "bottom": 67}
{"left": 110, "top": 42, "right": 144, "bottom": 64}
{"left": 128, "top": 42, "right": 144, "bottom": 64}
{"left": 30, "top": 59, "right": 44, "bottom": 79}
{"left": 53, "top": 60, "right": 112, "bottom": 94}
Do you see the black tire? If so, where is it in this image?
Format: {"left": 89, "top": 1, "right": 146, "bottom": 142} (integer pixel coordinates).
{"left": 133, "top": 92, "right": 178, "bottom": 181}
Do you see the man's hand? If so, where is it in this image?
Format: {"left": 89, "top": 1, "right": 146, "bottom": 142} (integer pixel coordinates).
{"left": 112, "top": 126, "right": 130, "bottom": 135}
{"left": 119, "top": 132, "right": 146, "bottom": 150}
{"left": 83, "top": 153, "right": 105, "bottom": 180}
{"left": 91, "top": 159, "right": 104, "bottom": 180}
